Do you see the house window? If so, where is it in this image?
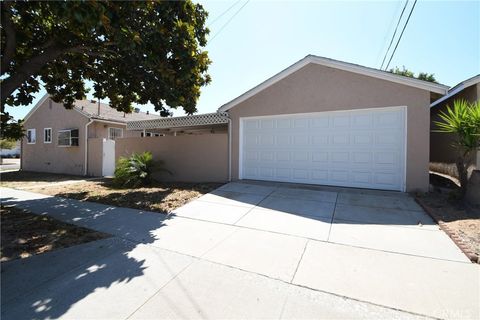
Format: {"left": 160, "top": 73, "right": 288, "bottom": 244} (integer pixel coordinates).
{"left": 58, "top": 129, "right": 79, "bottom": 147}
{"left": 44, "top": 128, "right": 52, "bottom": 143}
{"left": 108, "top": 127, "right": 123, "bottom": 140}
{"left": 27, "top": 129, "right": 36, "bottom": 144}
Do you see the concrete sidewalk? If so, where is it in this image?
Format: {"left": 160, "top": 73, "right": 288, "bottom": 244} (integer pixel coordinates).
{"left": 1, "top": 186, "right": 479, "bottom": 320}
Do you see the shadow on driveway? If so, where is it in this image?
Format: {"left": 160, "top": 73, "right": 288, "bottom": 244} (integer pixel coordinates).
{"left": 0, "top": 195, "right": 181, "bottom": 320}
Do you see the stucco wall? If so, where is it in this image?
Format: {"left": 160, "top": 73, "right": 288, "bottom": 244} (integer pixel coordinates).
{"left": 430, "top": 84, "right": 479, "bottom": 165}
{"left": 115, "top": 134, "right": 228, "bottom": 182}
{"left": 22, "top": 98, "right": 89, "bottom": 175}
{"left": 88, "top": 122, "right": 140, "bottom": 139}
{"left": 227, "top": 63, "right": 432, "bottom": 192}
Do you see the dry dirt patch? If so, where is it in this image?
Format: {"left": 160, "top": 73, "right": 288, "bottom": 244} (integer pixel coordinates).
{"left": 1, "top": 205, "right": 110, "bottom": 262}
{"left": 416, "top": 175, "right": 479, "bottom": 262}
{"left": 28, "top": 179, "right": 223, "bottom": 213}
{"left": 1, "top": 171, "right": 86, "bottom": 189}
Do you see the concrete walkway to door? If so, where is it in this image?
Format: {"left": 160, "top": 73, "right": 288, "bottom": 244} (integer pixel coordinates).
{"left": 1, "top": 183, "right": 478, "bottom": 320}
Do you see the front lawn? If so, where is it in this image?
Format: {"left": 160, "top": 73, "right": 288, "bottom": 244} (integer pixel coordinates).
{"left": 1, "top": 205, "right": 110, "bottom": 262}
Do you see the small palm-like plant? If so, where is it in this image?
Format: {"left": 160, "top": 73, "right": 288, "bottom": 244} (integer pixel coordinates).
{"left": 114, "top": 151, "right": 170, "bottom": 188}
{"left": 434, "top": 99, "right": 480, "bottom": 196}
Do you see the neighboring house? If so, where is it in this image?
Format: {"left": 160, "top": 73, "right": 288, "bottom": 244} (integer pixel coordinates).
{"left": 430, "top": 74, "right": 480, "bottom": 167}
{"left": 21, "top": 96, "right": 160, "bottom": 176}
{"left": 124, "top": 55, "right": 448, "bottom": 192}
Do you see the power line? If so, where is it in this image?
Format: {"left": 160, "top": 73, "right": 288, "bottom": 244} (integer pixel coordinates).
{"left": 380, "top": 0, "right": 409, "bottom": 70}
{"left": 208, "top": 0, "right": 250, "bottom": 43}
{"left": 207, "top": 0, "right": 242, "bottom": 28}
{"left": 384, "top": 0, "right": 418, "bottom": 70}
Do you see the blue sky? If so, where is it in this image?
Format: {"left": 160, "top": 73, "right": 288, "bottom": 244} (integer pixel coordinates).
{"left": 6, "top": 0, "right": 480, "bottom": 120}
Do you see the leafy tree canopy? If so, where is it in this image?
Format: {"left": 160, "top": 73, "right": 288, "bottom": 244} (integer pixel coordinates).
{"left": 1, "top": 1, "right": 211, "bottom": 139}
{"left": 389, "top": 66, "right": 438, "bottom": 83}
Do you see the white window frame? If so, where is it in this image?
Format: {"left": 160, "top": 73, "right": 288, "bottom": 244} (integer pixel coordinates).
{"left": 57, "top": 129, "right": 79, "bottom": 147}
{"left": 108, "top": 127, "right": 123, "bottom": 140}
{"left": 44, "top": 128, "right": 52, "bottom": 143}
{"left": 26, "top": 129, "right": 36, "bottom": 144}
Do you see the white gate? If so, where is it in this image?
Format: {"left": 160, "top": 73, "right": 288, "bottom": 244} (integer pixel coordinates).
{"left": 102, "top": 139, "right": 116, "bottom": 177}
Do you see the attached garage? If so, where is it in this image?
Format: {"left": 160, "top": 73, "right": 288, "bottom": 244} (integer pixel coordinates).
{"left": 240, "top": 107, "right": 406, "bottom": 191}
{"left": 221, "top": 55, "right": 448, "bottom": 192}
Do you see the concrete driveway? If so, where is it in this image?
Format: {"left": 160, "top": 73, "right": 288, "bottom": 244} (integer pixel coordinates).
{"left": 1, "top": 182, "right": 478, "bottom": 320}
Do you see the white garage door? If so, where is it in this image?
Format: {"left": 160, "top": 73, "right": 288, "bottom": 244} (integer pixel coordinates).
{"left": 240, "top": 106, "right": 406, "bottom": 191}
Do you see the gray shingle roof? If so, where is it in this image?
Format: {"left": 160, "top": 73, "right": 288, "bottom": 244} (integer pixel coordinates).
{"left": 74, "top": 99, "right": 161, "bottom": 123}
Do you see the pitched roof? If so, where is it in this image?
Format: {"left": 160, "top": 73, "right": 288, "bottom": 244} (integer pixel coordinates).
{"left": 74, "top": 99, "right": 161, "bottom": 123}
{"left": 430, "top": 74, "right": 480, "bottom": 108}
{"left": 23, "top": 94, "right": 162, "bottom": 123}
{"left": 218, "top": 55, "right": 449, "bottom": 112}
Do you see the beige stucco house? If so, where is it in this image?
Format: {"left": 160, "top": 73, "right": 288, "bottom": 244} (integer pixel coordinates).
{"left": 21, "top": 96, "right": 160, "bottom": 176}
{"left": 124, "top": 55, "right": 449, "bottom": 192}
{"left": 430, "top": 74, "right": 480, "bottom": 167}
{"left": 23, "top": 55, "right": 455, "bottom": 192}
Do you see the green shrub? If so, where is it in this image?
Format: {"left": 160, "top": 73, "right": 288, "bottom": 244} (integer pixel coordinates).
{"left": 434, "top": 99, "right": 480, "bottom": 197}
{"left": 114, "top": 152, "right": 169, "bottom": 188}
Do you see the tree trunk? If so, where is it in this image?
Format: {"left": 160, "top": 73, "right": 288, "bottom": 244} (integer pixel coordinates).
{"left": 455, "top": 156, "right": 469, "bottom": 198}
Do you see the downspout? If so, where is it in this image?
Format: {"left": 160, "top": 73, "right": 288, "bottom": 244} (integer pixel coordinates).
{"left": 84, "top": 119, "right": 94, "bottom": 176}
{"left": 227, "top": 117, "right": 232, "bottom": 182}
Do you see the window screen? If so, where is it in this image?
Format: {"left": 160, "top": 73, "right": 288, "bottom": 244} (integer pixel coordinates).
{"left": 44, "top": 128, "right": 52, "bottom": 143}
{"left": 27, "top": 129, "right": 36, "bottom": 144}
{"left": 108, "top": 127, "right": 123, "bottom": 140}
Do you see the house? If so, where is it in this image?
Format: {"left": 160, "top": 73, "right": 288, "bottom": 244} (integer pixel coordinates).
{"left": 430, "top": 74, "right": 480, "bottom": 167}
{"left": 122, "top": 55, "right": 449, "bottom": 192}
{"left": 21, "top": 95, "right": 160, "bottom": 176}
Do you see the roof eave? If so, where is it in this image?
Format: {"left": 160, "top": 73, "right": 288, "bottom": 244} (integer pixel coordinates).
{"left": 430, "top": 74, "right": 480, "bottom": 108}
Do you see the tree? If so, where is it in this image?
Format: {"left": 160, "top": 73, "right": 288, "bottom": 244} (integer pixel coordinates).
{"left": 434, "top": 100, "right": 480, "bottom": 197}
{"left": 1, "top": 1, "right": 211, "bottom": 139}
{"left": 0, "top": 139, "right": 16, "bottom": 150}
{"left": 389, "top": 66, "right": 438, "bottom": 83}
{"left": 0, "top": 139, "right": 17, "bottom": 165}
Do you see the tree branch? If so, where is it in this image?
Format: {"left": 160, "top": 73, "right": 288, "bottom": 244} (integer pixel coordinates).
{"left": 1, "top": 2, "right": 17, "bottom": 75}
{"left": 1, "top": 44, "right": 81, "bottom": 110}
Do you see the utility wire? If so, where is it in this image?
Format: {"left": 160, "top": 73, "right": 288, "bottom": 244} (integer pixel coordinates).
{"left": 384, "top": 0, "right": 418, "bottom": 70}
{"left": 380, "top": 0, "right": 409, "bottom": 70}
{"left": 208, "top": 0, "right": 250, "bottom": 43}
{"left": 207, "top": 0, "right": 242, "bottom": 28}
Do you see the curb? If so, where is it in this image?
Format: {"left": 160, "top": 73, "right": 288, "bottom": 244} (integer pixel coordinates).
{"left": 415, "top": 198, "right": 479, "bottom": 264}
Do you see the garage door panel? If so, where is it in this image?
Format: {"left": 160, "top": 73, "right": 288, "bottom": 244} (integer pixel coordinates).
{"left": 330, "top": 170, "right": 349, "bottom": 182}
{"left": 260, "top": 119, "right": 274, "bottom": 129}
{"left": 352, "top": 114, "right": 374, "bottom": 128}
{"left": 331, "top": 134, "right": 349, "bottom": 145}
{"left": 353, "top": 133, "right": 374, "bottom": 145}
{"left": 276, "top": 151, "right": 290, "bottom": 161}
{"left": 276, "top": 119, "right": 291, "bottom": 129}
{"left": 241, "top": 107, "right": 405, "bottom": 191}
{"left": 351, "top": 171, "right": 372, "bottom": 184}
{"left": 259, "top": 167, "right": 274, "bottom": 178}
{"left": 310, "top": 117, "right": 329, "bottom": 128}
{"left": 293, "top": 118, "right": 309, "bottom": 128}
{"left": 312, "top": 135, "right": 329, "bottom": 145}
{"left": 244, "top": 120, "right": 259, "bottom": 130}
{"left": 376, "top": 112, "right": 403, "bottom": 128}
{"left": 332, "top": 115, "right": 350, "bottom": 127}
